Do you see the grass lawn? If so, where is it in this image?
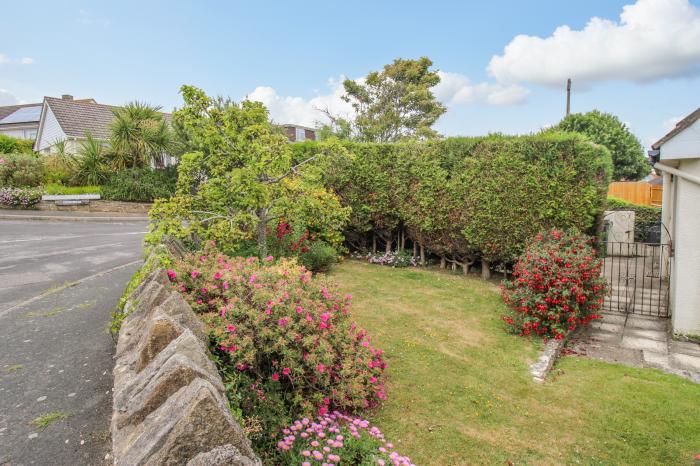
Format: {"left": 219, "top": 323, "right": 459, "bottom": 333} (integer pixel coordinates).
{"left": 331, "top": 260, "right": 700, "bottom": 465}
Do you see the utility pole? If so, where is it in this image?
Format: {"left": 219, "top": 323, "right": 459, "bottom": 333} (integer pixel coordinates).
{"left": 566, "top": 78, "right": 571, "bottom": 116}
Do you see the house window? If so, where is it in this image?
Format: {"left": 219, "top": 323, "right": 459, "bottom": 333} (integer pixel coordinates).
{"left": 295, "top": 127, "right": 305, "bottom": 142}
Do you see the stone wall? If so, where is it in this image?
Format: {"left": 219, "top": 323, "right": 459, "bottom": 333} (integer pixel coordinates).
{"left": 39, "top": 200, "right": 151, "bottom": 214}
{"left": 112, "top": 269, "right": 261, "bottom": 466}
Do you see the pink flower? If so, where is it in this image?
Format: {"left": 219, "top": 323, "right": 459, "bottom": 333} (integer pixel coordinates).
{"left": 191, "top": 270, "right": 200, "bottom": 278}
{"left": 320, "top": 312, "right": 330, "bottom": 322}
{"left": 319, "top": 406, "right": 328, "bottom": 416}
{"left": 226, "top": 324, "right": 236, "bottom": 332}
{"left": 213, "top": 272, "right": 222, "bottom": 280}
{"left": 249, "top": 274, "right": 256, "bottom": 283}
{"left": 317, "top": 363, "right": 325, "bottom": 373}
{"left": 301, "top": 450, "right": 311, "bottom": 457}
{"left": 166, "top": 269, "right": 176, "bottom": 280}
{"left": 278, "top": 317, "right": 288, "bottom": 327}
{"left": 223, "top": 282, "right": 229, "bottom": 290}
{"left": 271, "top": 372, "right": 279, "bottom": 381}
{"left": 265, "top": 255, "right": 274, "bottom": 261}
{"left": 295, "top": 306, "right": 303, "bottom": 314}
{"left": 282, "top": 367, "right": 291, "bottom": 376}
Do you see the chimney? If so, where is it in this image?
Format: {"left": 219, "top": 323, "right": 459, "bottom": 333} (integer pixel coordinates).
{"left": 62, "top": 94, "right": 73, "bottom": 101}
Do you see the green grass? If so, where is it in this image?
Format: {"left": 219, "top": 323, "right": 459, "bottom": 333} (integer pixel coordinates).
{"left": 4, "top": 364, "right": 23, "bottom": 372}
{"left": 43, "top": 183, "right": 102, "bottom": 195}
{"left": 29, "top": 411, "right": 71, "bottom": 430}
{"left": 331, "top": 261, "right": 700, "bottom": 466}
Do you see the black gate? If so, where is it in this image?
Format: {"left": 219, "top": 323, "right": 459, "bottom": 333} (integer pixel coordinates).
{"left": 601, "top": 241, "right": 671, "bottom": 317}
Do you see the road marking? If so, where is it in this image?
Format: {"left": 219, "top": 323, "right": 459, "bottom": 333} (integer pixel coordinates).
{"left": 0, "top": 260, "right": 143, "bottom": 318}
{"left": 0, "top": 231, "right": 148, "bottom": 244}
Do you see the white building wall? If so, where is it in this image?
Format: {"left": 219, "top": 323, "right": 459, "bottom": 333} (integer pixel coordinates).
{"left": 661, "top": 118, "right": 700, "bottom": 160}
{"left": 36, "top": 104, "right": 67, "bottom": 152}
{"left": 670, "top": 157, "right": 700, "bottom": 336}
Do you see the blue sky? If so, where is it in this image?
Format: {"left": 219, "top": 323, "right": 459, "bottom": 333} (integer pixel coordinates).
{"left": 1, "top": 0, "right": 699, "bottom": 147}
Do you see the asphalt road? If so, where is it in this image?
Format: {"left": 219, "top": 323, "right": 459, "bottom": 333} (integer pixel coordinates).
{"left": 0, "top": 219, "right": 147, "bottom": 465}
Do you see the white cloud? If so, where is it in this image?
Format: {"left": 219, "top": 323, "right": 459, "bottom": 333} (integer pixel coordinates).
{"left": 0, "top": 54, "right": 9, "bottom": 65}
{"left": 247, "top": 71, "right": 528, "bottom": 127}
{"left": 433, "top": 71, "right": 530, "bottom": 106}
{"left": 488, "top": 0, "right": 700, "bottom": 87}
{"left": 20, "top": 57, "right": 35, "bottom": 65}
{"left": 0, "top": 89, "right": 19, "bottom": 106}
{"left": 247, "top": 77, "right": 355, "bottom": 127}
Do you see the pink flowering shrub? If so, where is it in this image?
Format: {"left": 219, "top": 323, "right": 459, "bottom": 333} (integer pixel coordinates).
{"left": 168, "top": 243, "right": 387, "bottom": 453}
{"left": 277, "top": 411, "right": 414, "bottom": 466}
{"left": 0, "top": 187, "right": 42, "bottom": 208}
{"left": 501, "top": 229, "right": 608, "bottom": 339}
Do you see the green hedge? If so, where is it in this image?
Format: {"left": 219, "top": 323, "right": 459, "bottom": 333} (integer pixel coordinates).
{"left": 0, "top": 153, "right": 43, "bottom": 187}
{"left": 294, "top": 133, "right": 612, "bottom": 269}
{"left": 0, "top": 134, "right": 34, "bottom": 154}
{"left": 101, "top": 167, "right": 177, "bottom": 202}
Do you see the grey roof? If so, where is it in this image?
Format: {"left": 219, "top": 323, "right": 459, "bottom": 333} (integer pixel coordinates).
{"left": 652, "top": 107, "right": 700, "bottom": 150}
{"left": 45, "top": 97, "right": 118, "bottom": 139}
{"left": 0, "top": 105, "right": 42, "bottom": 124}
{"left": 0, "top": 102, "right": 42, "bottom": 121}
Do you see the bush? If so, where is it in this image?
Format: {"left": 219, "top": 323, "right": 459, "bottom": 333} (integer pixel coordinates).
{"left": 42, "top": 154, "right": 78, "bottom": 185}
{"left": 500, "top": 229, "right": 608, "bottom": 340}
{"left": 73, "top": 133, "right": 108, "bottom": 185}
{"left": 0, "top": 153, "right": 43, "bottom": 187}
{"left": 0, "top": 134, "right": 34, "bottom": 154}
{"left": 43, "top": 184, "right": 101, "bottom": 195}
{"left": 101, "top": 167, "right": 177, "bottom": 202}
{"left": 298, "top": 241, "right": 339, "bottom": 273}
{"left": 0, "top": 187, "right": 42, "bottom": 208}
{"left": 276, "top": 411, "right": 413, "bottom": 466}
{"left": 270, "top": 221, "right": 340, "bottom": 273}
{"left": 365, "top": 251, "right": 417, "bottom": 268}
{"left": 606, "top": 196, "right": 661, "bottom": 242}
{"left": 169, "top": 245, "right": 387, "bottom": 454}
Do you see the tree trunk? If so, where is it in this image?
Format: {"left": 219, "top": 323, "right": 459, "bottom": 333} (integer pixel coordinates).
{"left": 481, "top": 260, "right": 491, "bottom": 280}
{"left": 256, "top": 207, "right": 268, "bottom": 257}
{"left": 420, "top": 243, "right": 425, "bottom": 266}
{"left": 412, "top": 241, "right": 417, "bottom": 258}
{"left": 385, "top": 239, "right": 392, "bottom": 254}
{"left": 372, "top": 233, "right": 377, "bottom": 254}
{"left": 400, "top": 230, "right": 405, "bottom": 252}
{"left": 440, "top": 257, "right": 446, "bottom": 269}
{"left": 462, "top": 262, "right": 469, "bottom": 275}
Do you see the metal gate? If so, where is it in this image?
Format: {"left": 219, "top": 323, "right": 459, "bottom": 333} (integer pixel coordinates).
{"left": 601, "top": 241, "right": 671, "bottom": 317}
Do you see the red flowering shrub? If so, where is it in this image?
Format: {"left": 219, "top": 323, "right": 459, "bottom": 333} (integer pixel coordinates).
{"left": 501, "top": 229, "right": 608, "bottom": 340}
{"left": 167, "top": 243, "right": 386, "bottom": 451}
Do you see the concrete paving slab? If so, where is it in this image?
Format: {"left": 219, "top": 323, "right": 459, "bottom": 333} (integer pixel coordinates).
{"left": 625, "top": 316, "right": 669, "bottom": 331}
{"left": 642, "top": 350, "right": 670, "bottom": 369}
{"left": 584, "top": 345, "right": 643, "bottom": 366}
{"left": 670, "top": 353, "right": 700, "bottom": 372}
{"left": 598, "top": 313, "right": 627, "bottom": 325}
{"left": 621, "top": 335, "right": 668, "bottom": 353}
{"left": 670, "top": 340, "right": 700, "bottom": 358}
{"left": 624, "top": 328, "right": 668, "bottom": 342}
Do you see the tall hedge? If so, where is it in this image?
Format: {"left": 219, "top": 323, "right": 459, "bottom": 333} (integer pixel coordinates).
{"left": 296, "top": 133, "right": 612, "bottom": 274}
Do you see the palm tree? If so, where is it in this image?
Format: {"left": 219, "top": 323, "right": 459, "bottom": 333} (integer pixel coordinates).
{"left": 109, "top": 101, "right": 172, "bottom": 169}
{"left": 73, "top": 132, "right": 107, "bottom": 185}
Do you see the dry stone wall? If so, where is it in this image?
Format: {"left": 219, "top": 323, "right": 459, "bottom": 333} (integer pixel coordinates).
{"left": 112, "top": 269, "right": 261, "bottom": 466}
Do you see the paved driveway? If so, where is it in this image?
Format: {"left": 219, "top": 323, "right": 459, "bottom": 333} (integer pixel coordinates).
{"left": 0, "top": 219, "right": 147, "bottom": 465}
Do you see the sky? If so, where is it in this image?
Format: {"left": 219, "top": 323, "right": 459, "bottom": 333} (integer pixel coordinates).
{"left": 1, "top": 0, "right": 699, "bottom": 148}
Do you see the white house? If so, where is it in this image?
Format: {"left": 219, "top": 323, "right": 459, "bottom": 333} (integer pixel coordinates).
{"left": 652, "top": 107, "right": 700, "bottom": 338}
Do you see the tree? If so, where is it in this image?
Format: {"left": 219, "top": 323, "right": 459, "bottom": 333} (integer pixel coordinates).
{"left": 555, "top": 110, "right": 648, "bottom": 181}
{"left": 109, "top": 101, "right": 172, "bottom": 169}
{"left": 341, "top": 57, "right": 446, "bottom": 142}
{"left": 149, "top": 85, "right": 349, "bottom": 256}
{"left": 73, "top": 132, "right": 107, "bottom": 185}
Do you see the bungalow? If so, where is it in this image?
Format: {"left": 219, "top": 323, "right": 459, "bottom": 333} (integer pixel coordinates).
{"left": 652, "top": 107, "right": 700, "bottom": 338}
{"left": 0, "top": 103, "right": 42, "bottom": 140}
{"left": 283, "top": 124, "right": 317, "bottom": 142}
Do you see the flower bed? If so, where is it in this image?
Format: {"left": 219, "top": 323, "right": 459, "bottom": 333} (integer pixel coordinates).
{"left": 0, "top": 187, "right": 43, "bottom": 208}
{"left": 276, "top": 411, "right": 413, "bottom": 466}
{"left": 167, "top": 244, "right": 387, "bottom": 458}
{"left": 354, "top": 251, "right": 417, "bottom": 268}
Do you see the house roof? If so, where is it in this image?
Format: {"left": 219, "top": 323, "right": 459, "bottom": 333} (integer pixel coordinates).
{"left": 0, "top": 105, "right": 42, "bottom": 124}
{"left": 0, "top": 103, "right": 42, "bottom": 122}
{"left": 44, "top": 97, "right": 118, "bottom": 139}
{"left": 652, "top": 107, "right": 700, "bottom": 150}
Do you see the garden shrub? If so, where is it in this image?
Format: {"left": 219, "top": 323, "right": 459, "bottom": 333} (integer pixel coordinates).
{"left": 364, "top": 251, "right": 417, "bottom": 268}
{"left": 0, "top": 134, "right": 34, "bottom": 154}
{"left": 42, "top": 154, "right": 78, "bottom": 185}
{"left": 270, "top": 220, "right": 340, "bottom": 273}
{"left": 294, "top": 134, "right": 612, "bottom": 272}
{"left": 501, "top": 229, "right": 608, "bottom": 340}
{"left": 0, "top": 153, "right": 43, "bottom": 187}
{"left": 276, "top": 411, "right": 413, "bottom": 466}
{"left": 298, "top": 241, "right": 339, "bottom": 273}
{"left": 101, "top": 167, "right": 177, "bottom": 202}
{"left": 0, "top": 187, "right": 43, "bottom": 208}
{"left": 606, "top": 196, "right": 661, "bottom": 242}
{"left": 168, "top": 245, "right": 387, "bottom": 454}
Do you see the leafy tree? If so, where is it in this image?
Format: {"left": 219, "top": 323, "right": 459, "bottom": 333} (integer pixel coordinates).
{"left": 555, "top": 110, "right": 648, "bottom": 180}
{"left": 149, "top": 85, "right": 349, "bottom": 256}
{"left": 341, "top": 57, "right": 446, "bottom": 142}
{"left": 109, "top": 101, "right": 172, "bottom": 169}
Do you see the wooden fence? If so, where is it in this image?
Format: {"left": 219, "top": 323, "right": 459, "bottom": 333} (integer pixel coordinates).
{"left": 608, "top": 181, "right": 663, "bottom": 207}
